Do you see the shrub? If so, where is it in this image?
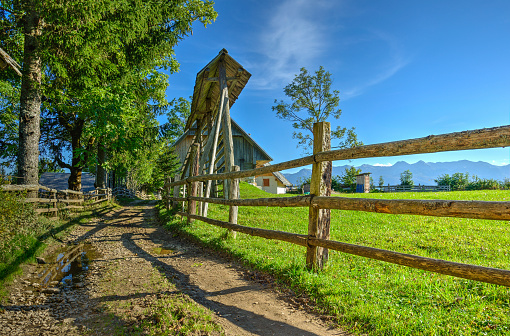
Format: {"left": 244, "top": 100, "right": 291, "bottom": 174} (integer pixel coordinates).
{"left": 466, "top": 176, "right": 501, "bottom": 190}
{"left": 435, "top": 172, "right": 469, "bottom": 190}
{"left": 0, "top": 188, "right": 40, "bottom": 263}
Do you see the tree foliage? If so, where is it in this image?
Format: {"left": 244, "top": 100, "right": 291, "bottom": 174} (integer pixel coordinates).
{"left": 435, "top": 172, "right": 469, "bottom": 190}
{"left": 0, "top": 0, "right": 217, "bottom": 190}
{"left": 272, "top": 66, "right": 362, "bottom": 152}
{"left": 338, "top": 166, "right": 361, "bottom": 192}
{"left": 400, "top": 170, "right": 414, "bottom": 186}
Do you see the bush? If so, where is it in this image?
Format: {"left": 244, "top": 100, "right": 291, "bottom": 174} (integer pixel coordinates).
{"left": 466, "top": 176, "right": 501, "bottom": 191}
{"left": 0, "top": 189, "right": 41, "bottom": 263}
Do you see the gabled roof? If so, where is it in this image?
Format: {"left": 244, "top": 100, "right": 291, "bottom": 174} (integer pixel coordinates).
{"left": 173, "top": 118, "right": 273, "bottom": 162}
{"left": 262, "top": 163, "right": 292, "bottom": 186}
{"left": 273, "top": 171, "right": 292, "bottom": 186}
{"left": 39, "top": 172, "right": 96, "bottom": 192}
{"left": 186, "top": 49, "right": 251, "bottom": 130}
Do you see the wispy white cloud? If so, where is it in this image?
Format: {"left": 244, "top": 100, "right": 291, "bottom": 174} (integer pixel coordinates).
{"left": 373, "top": 163, "right": 393, "bottom": 167}
{"left": 342, "top": 31, "right": 409, "bottom": 99}
{"left": 491, "top": 159, "right": 509, "bottom": 166}
{"left": 249, "top": 0, "right": 329, "bottom": 90}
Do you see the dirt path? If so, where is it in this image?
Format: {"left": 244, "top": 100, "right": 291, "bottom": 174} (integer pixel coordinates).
{"left": 1, "top": 201, "right": 351, "bottom": 335}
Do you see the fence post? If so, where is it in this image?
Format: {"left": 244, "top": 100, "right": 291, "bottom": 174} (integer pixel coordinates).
{"left": 188, "top": 143, "right": 200, "bottom": 223}
{"left": 306, "top": 122, "right": 332, "bottom": 270}
{"left": 51, "top": 190, "right": 57, "bottom": 218}
{"left": 228, "top": 165, "right": 240, "bottom": 238}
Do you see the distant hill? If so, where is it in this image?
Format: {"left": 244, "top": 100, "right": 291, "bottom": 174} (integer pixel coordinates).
{"left": 283, "top": 160, "right": 510, "bottom": 186}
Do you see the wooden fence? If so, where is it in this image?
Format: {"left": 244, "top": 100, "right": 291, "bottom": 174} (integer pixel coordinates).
{"left": 375, "top": 185, "right": 451, "bottom": 192}
{"left": 164, "top": 123, "right": 510, "bottom": 287}
{"left": 1, "top": 184, "right": 112, "bottom": 218}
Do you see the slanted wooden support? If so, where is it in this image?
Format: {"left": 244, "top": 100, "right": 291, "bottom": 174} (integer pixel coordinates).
{"left": 218, "top": 58, "right": 235, "bottom": 199}
{"left": 172, "top": 176, "right": 181, "bottom": 209}
{"left": 188, "top": 141, "right": 200, "bottom": 223}
{"left": 307, "top": 122, "right": 332, "bottom": 270}
{"left": 201, "top": 98, "right": 226, "bottom": 218}
{"left": 228, "top": 165, "right": 240, "bottom": 238}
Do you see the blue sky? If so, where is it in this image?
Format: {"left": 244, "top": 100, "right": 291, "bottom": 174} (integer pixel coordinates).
{"left": 163, "top": 0, "right": 510, "bottom": 173}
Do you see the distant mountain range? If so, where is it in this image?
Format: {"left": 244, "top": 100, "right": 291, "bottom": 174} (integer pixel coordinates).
{"left": 283, "top": 160, "right": 510, "bottom": 186}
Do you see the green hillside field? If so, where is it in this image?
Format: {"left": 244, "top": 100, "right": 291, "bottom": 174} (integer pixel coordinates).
{"left": 159, "top": 182, "right": 510, "bottom": 335}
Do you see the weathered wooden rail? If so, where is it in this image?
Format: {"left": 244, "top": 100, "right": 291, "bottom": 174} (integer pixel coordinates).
{"left": 165, "top": 123, "right": 510, "bottom": 287}
{"left": 375, "top": 185, "right": 451, "bottom": 192}
{"left": 1, "top": 184, "right": 112, "bottom": 218}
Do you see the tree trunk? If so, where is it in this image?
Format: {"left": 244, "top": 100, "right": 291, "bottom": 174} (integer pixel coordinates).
{"left": 69, "top": 166, "right": 82, "bottom": 191}
{"left": 95, "top": 143, "right": 107, "bottom": 189}
{"left": 18, "top": 7, "right": 42, "bottom": 189}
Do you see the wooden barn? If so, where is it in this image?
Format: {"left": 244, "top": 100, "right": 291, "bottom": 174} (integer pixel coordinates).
{"left": 173, "top": 118, "right": 273, "bottom": 172}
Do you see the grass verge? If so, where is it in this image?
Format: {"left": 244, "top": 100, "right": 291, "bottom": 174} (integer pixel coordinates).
{"left": 158, "top": 182, "right": 510, "bottom": 335}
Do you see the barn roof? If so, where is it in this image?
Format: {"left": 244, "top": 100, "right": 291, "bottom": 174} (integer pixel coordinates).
{"left": 0, "top": 48, "right": 21, "bottom": 76}
{"left": 39, "top": 172, "right": 96, "bottom": 192}
{"left": 173, "top": 118, "right": 273, "bottom": 162}
{"left": 186, "top": 49, "right": 251, "bottom": 130}
{"left": 273, "top": 171, "right": 292, "bottom": 186}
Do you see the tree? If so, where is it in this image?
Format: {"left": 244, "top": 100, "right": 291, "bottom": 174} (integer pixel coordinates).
{"left": 400, "top": 170, "right": 414, "bottom": 187}
{"left": 378, "top": 175, "right": 385, "bottom": 188}
{"left": 8, "top": 0, "right": 217, "bottom": 191}
{"left": 272, "top": 66, "right": 362, "bottom": 153}
{"left": 338, "top": 166, "right": 361, "bottom": 192}
{"left": 435, "top": 172, "right": 469, "bottom": 190}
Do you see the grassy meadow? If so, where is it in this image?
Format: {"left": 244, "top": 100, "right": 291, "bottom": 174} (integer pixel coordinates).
{"left": 159, "top": 183, "right": 510, "bottom": 335}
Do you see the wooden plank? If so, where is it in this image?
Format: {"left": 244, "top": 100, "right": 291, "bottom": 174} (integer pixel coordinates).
{"left": 219, "top": 58, "right": 235, "bottom": 199}
{"left": 307, "top": 122, "right": 332, "bottom": 270}
{"left": 171, "top": 195, "right": 510, "bottom": 221}
{"left": 177, "top": 211, "right": 510, "bottom": 287}
{"left": 36, "top": 208, "right": 58, "bottom": 214}
{"left": 228, "top": 165, "right": 240, "bottom": 238}
{"left": 64, "top": 205, "right": 84, "bottom": 210}
{"left": 315, "top": 125, "right": 510, "bottom": 163}
{"left": 59, "top": 199, "right": 84, "bottom": 204}
{"left": 313, "top": 197, "right": 510, "bottom": 220}
{"left": 177, "top": 212, "right": 308, "bottom": 247}
{"left": 1, "top": 184, "right": 40, "bottom": 191}
{"left": 308, "top": 237, "right": 510, "bottom": 287}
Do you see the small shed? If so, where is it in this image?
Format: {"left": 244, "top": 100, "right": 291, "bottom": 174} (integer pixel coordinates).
{"left": 255, "top": 170, "right": 291, "bottom": 194}
{"left": 355, "top": 173, "right": 371, "bottom": 193}
{"left": 173, "top": 118, "right": 273, "bottom": 172}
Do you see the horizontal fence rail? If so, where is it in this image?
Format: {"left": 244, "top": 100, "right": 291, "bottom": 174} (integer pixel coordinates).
{"left": 177, "top": 212, "right": 510, "bottom": 287}
{"left": 166, "top": 125, "right": 510, "bottom": 187}
{"left": 175, "top": 195, "right": 510, "bottom": 221}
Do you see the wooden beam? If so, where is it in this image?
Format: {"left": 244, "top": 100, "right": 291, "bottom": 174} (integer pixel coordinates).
{"left": 228, "top": 165, "right": 240, "bottom": 238}
{"left": 307, "top": 122, "right": 332, "bottom": 270}
{"left": 219, "top": 59, "right": 235, "bottom": 199}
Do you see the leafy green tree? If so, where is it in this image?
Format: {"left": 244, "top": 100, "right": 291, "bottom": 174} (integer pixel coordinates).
{"left": 435, "top": 172, "right": 469, "bottom": 190}
{"left": 160, "top": 97, "right": 192, "bottom": 142}
{"left": 338, "top": 166, "right": 361, "bottom": 192}
{"left": 272, "top": 66, "right": 362, "bottom": 153}
{"left": 378, "top": 175, "right": 385, "bottom": 188}
{"left": 5, "top": 0, "right": 217, "bottom": 191}
{"left": 38, "top": 157, "right": 63, "bottom": 178}
{"left": 400, "top": 170, "right": 414, "bottom": 187}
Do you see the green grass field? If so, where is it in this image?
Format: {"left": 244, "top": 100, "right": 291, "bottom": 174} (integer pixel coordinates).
{"left": 159, "top": 183, "right": 510, "bottom": 335}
